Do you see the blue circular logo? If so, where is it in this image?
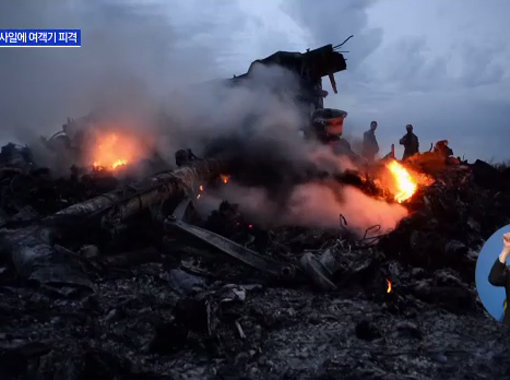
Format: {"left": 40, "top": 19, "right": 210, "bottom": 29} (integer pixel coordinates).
{"left": 475, "top": 225, "right": 510, "bottom": 323}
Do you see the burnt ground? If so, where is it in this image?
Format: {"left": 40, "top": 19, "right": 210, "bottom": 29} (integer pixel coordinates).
{"left": 2, "top": 159, "right": 510, "bottom": 379}
{"left": 1, "top": 260, "right": 509, "bottom": 380}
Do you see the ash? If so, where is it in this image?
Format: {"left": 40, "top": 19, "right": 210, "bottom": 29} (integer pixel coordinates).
{"left": 1, "top": 145, "right": 510, "bottom": 380}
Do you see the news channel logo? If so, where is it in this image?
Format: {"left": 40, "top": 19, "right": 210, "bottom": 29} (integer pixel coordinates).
{"left": 0, "top": 29, "right": 81, "bottom": 47}
{"left": 475, "top": 224, "right": 510, "bottom": 326}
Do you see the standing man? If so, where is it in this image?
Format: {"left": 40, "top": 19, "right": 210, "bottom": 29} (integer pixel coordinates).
{"left": 399, "top": 124, "right": 419, "bottom": 160}
{"left": 362, "top": 121, "right": 379, "bottom": 162}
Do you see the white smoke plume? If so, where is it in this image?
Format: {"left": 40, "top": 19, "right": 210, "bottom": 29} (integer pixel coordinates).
{"left": 0, "top": 0, "right": 409, "bottom": 234}
{"left": 283, "top": 183, "right": 408, "bottom": 233}
{"left": 201, "top": 178, "right": 408, "bottom": 237}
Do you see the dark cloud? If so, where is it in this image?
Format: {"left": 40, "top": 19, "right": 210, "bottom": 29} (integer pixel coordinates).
{"left": 296, "top": 0, "right": 510, "bottom": 161}
{"left": 282, "top": 0, "right": 383, "bottom": 73}
{"left": 364, "top": 36, "right": 506, "bottom": 92}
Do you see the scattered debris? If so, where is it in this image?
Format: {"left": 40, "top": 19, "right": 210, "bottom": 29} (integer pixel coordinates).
{"left": 2, "top": 39, "right": 510, "bottom": 376}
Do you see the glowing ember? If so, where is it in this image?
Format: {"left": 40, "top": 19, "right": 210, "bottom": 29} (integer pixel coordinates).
{"left": 220, "top": 174, "right": 229, "bottom": 184}
{"left": 91, "top": 132, "right": 141, "bottom": 170}
{"left": 196, "top": 185, "right": 205, "bottom": 200}
{"left": 386, "top": 160, "right": 417, "bottom": 203}
{"left": 386, "top": 279, "right": 392, "bottom": 294}
{"left": 112, "top": 159, "right": 127, "bottom": 169}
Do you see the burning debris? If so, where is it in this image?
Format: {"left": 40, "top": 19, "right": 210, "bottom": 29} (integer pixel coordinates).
{"left": 220, "top": 174, "right": 229, "bottom": 184}
{"left": 91, "top": 132, "right": 132, "bottom": 170}
{"left": 2, "top": 127, "right": 509, "bottom": 377}
{"left": 1, "top": 43, "right": 510, "bottom": 379}
{"left": 386, "top": 160, "right": 418, "bottom": 203}
{"left": 386, "top": 278, "right": 393, "bottom": 294}
{"left": 384, "top": 159, "right": 434, "bottom": 203}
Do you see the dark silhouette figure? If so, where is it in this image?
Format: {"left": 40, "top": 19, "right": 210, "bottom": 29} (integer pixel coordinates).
{"left": 362, "top": 121, "right": 379, "bottom": 162}
{"left": 399, "top": 124, "right": 419, "bottom": 160}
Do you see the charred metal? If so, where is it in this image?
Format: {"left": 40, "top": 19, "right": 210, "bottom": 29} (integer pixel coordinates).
{"left": 1, "top": 43, "right": 510, "bottom": 379}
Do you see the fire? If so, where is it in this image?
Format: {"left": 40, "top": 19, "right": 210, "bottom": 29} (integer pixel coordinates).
{"left": 386, "top": 160, "right": 417, "bottom": 203}
{"left": 196, "top": 184, "right": 205, "bottom": 199}
{"left": 91, "top": 132, "right": 141, "bottom": 171}
{"left": 112, "top": 159, "right": 127, "bottom": 169}
{"left": 220, "top": 174, "right": 229, "bottom": 184}
{"left": 386, "top": 279, "right": 392, "bottom": 294}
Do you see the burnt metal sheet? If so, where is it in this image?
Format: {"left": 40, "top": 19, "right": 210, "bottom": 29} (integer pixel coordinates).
{"left": 166, "top": 217, "right": 287, "bottom": 277}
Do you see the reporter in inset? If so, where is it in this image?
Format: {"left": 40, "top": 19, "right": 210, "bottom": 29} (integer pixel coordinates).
{"left": 488, "top": 232, "right": 510, "bottom": 325}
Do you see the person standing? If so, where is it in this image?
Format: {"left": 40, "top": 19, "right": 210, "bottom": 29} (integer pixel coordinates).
{"left": 399, "top": 124, "right": 419, "bottom": 160}
{"left": 362, "top": 121, "right": 379, "bottom": 162}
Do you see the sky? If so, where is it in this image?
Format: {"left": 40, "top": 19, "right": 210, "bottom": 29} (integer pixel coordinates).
{"left": 475, "top": 224, "right": 510, "bottom": 322}
{"left": 0, "top": 0, "right": 509, "bottom": 161}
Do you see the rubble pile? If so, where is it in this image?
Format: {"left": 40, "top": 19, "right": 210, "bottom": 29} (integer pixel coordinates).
{"left": 383, "top": 160, "right": 510, "bottom": 271}
{"left": 1, "top": 143, "right": 510, "bottom": 380}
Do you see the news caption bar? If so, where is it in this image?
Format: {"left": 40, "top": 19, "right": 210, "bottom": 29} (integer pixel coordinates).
{"left": 0, "top": 29, "right": 81, "bottom": 47}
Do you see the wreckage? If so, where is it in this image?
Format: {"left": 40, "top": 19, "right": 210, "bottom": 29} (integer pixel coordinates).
{"left": 0, "top": 41, "right": 472, "bottom": 292}
{"left": 2, "top": 139, "right": 510, "bottom": 378}
{"left": 1, "top": 159, "right": 224, "bottom": 286}
{"left": 0, "top": 41, "right": 361, "bottom": 290}
{"left": 230, "top": 42, "right": 347, "bottom": 109}
{"left": 230, "top": 42, "right": 352, "bottom": 151}
{"left": 0, "top": 152, "right": 377, "bottom": 291}
{"left": 2, "top": 43, "right": 510, "bottom": 379}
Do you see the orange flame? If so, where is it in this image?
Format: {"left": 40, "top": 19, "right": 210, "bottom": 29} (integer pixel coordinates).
{"left": 386, "top": 160, "right": 417, "bottom": 203}
{"left": 91, "top": 132, "right": 141, "bottom": 170}
{"left": 386, "top": 279, "right": 392, "bottom": 294}
{"left": 220, "top": 174, "right": 229, "bottom": 184}
{"left": 112, "top": 159, "right": 128, "bottom": 169}
{"left": 196, "top": 184, "right": 205, "bottom": 200}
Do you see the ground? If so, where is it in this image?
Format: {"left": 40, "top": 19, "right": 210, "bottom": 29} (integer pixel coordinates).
{"left": 1, "top": 259, "right": 510, "bottom": 380}
{"left": 2, "top": 159, "right": 510, "bottom": 379}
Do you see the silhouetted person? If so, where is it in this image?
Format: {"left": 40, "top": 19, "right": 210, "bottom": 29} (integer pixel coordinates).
{"left": 399, "top": 124, "right": 419, "bottom": 160}
{"left": 362, "top": 121, "right": 379, "bottom": 162}
{"left": 488, "top": 232, "right": 510, "bottom": 326}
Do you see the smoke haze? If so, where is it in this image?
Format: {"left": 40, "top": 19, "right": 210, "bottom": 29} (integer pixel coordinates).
{"left": 0, "top": 0, "right": 409, "bottom": 234}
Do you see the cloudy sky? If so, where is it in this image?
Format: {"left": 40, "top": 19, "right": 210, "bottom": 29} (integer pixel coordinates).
{"left": 1, "top": 0, "right": 509, "bottom": 161}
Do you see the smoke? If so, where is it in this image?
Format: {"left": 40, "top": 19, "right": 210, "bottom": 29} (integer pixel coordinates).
{"left": 201, "top": 179, "right": 408, "bottom": 236}
{"left": 284, "top": 182, "right": 408, "bottom": 233}
{"left": 0, "top": 0, "right": 220, "bottom": 144}
{"left": 306, "top": 144, "right": 359, "bottom": 172}
{"left": 159, "top": 63, "right": 307, "bottom": 154}
{"left": 0, "top": 0, "right": 408, "bottom": 234}
{"left": 157, "top": 68, "right": 409, "bottom": 234}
